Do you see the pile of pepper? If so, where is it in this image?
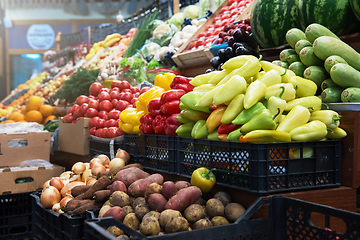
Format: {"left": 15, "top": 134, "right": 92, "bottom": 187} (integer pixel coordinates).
{"left": 175, "top": 55, "right": 347, "bottom": 143}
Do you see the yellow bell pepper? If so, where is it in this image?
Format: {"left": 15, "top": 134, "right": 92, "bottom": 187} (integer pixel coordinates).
{"left": 137, "top": 86, "right": 165, "bottom": 114}
{"left": 119, "top": 108, "right": 144, "bottom": 133}
{"left": 154, "top": 73, "right": 175, "bottom": 91}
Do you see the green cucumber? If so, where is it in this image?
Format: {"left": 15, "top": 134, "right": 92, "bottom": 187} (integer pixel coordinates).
{"left": 287, "top": 54, "right": 300, "bottom": 64}
{"left": 286, "top": 28, "right": 307, "bottom": 48}
{"left": 330, "top": 63, "right": 360, "bottom": 88}
{"left": 299, "top": 46, "right": 323, "bottom": 67}
{"left": 324, "top": 55, "right": 348, "bottom": 73}
{"left": 341, "top": 87, "right": 360, "bottom": 102}
{"left": 289, "top": 61, "right": 307, "bottom": 76}
{"left": 313, "top": 36, "right": 360, "bottom": 71}
{"left": 305, "top": 23, "right": 340, "bottom": 43}
{"left": 272, "top": 60, "right": 289, "bottom": 69}
{"left": 321, "top": 87, "right": 343, "bottom": 103}
{"left": 295, "top": 39, "right": 312, "bottom": 55}
{"left": 321, "top": 78, "right": 341, "bottom": 91}
{"left": 279, "top": 49, "right": 297, "bottom": 62}
{"left": 303, "top": 66, "right": 329, "bottom": 87}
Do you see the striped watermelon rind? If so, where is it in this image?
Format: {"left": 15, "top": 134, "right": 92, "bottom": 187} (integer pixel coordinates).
{"left": 350, "top": 0, "right": 360, "bottom": 21}
{"left": 296, "top": 0, "right": 360, "bottom": 36}
{"left": 250, "top": 0, "right": 298, "bottom": 49}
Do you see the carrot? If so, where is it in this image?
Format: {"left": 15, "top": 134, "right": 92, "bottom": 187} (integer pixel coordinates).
{"left": 75, "top": 175, "right": 112, "bottom": 200}
{"left": 71, "top": 185, "right": 91, "bottom": 197}
{"left": 65, "top": 199, "right": 93, "bottom": 212}
{"left": 94, "top": 190, "right": 111, "bottom": 203}
{"left": 71, "top": 200, "right": 104, "bottom": 216}
{"left": 97, "top": 163, "right": 144, "bottom": 179}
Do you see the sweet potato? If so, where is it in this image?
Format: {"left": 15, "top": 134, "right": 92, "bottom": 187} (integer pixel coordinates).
{"left": 144, "top": 183, "right": 162, "bottom": 201}
{"left": 94, "top": 190, "right": 111, "bottom": 203}
{"left": 75, "top": 175, "right": 112, "bottom": 200}
{"left": 174, "top": 181, "right": 191, "bottom": 190}
{"left": 71, "top": 200, "right": 103, "bottom": 216}
{"left": 128, "top": 174, "right": 164, "bottom": 197}
{"left": 110, "top": 180, "right": 127, "bottom": 194}
{"left": 71, "top": 185, "right": 91, "bottom": 198}
{"left": 147, "top": 193, "right": 167, "bottom": 212}
{"left": 161, "top": 181, "right": 177, "bottom": 200}
{"left": 115, "top": 167, "right": 150, "bottom": 187}
{"left": 103, "top": 206, "right": 125, "bottom": 222}
{"left": 97, "top": 163, "right": 144, "bottom": 179}
{"left": 165, "top": 186, "right": 202, "bottom": 211}
{"left": 65, "top": 199, "right": 93, "bottom": 212}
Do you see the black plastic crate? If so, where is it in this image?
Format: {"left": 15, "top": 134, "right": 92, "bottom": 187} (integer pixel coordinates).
{"left": 0, "top": 193, "right": 32, "bottom": 240}
{"left": 123, "top": 133, "right": 177, "bottom": 173}
{"left": 177, "top": 138, "right": 341, "bottom": 195}
{"left": 31, "top": 193, "right": 86, "bottom": 240}
{"left": 89, "top": 138, "right": 124, "bottom": 159}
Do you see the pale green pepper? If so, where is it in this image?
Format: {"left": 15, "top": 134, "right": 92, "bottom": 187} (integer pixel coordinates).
{"left": 265, "top": 83, "right": 296, "bottom": 101}
{"left": 276, "top": 105, "right": 310, "bottom": 133}
{"left": 285, "top": 96, "right": 322, "bottom": 112}
{"left": 309, "top": 110, "right": 341, "bottom": 129}
{"left": 256, "top": 69, "right": 282, "bottom": 87}
{"left": 267, "top": 86, "right": 287, "bottom": 123}
{"left": 289, "top": 120, "right": 328, "bottom": 141}
{"left": 244, "top": 81, "right": 267, "bottom": 109}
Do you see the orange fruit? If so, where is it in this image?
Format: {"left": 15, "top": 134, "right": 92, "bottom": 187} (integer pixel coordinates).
{"left": 26, "top": 96, "right": 42, "bottom": 111}
{"left": 8, "top": 111, "right": 21, "bottom": 121}
{"left": 40, "top": 104, "right": 54, "bottom": 117}
{"left": 20, "top": 105, "right": 27, "bottom": 115}
{"left": 25, "top": 110, "right": 43, "bottom": 124}
{"left": 43, "top": 115, "right": 57, "bottom": 124}
{"left": 3, "top": 120, "right": 15, "bottom": 124}
{"left": 13, "top": 113, "right": 25, "bottom": 122}
{"left": 18, "top": 120, "right": 27, "bottom": 122}
{"left": 17, "top": 84, "right": 25, "bottom": 90}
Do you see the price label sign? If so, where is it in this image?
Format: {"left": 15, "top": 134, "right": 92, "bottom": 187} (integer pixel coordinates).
{"left": 27, "top": 24, "right": 55, "bottom": 50}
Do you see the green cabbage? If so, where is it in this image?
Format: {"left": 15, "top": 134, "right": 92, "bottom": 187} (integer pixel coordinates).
{"left": 169, "top": 12, "right": 185, "bottom": 29}
{"left": 183, "top": 5, "right": 200, "bottom": 19}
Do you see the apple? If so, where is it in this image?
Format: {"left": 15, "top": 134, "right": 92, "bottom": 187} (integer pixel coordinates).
{"left": 85, "top": 108, "right": 98, "bottom": 118}
{"left": 75, "top": 95, "right": 89, "bottom": 106}
{"left": 99, "top": 100, "right": 113, "bottom": 112}
{"left": 115, "top": 100, "right": 129, "bottom": 111}
{"left": 89, "top": 82, "right": 103, "bottom": 97}
{"left": 90, "top": 127, "right": 97, "bottom": 135}
{"left": 79, "top": 103, "right": 88, "bottom": 116}
{"left": 111, "top": 99, "right": 119, "bottom": 108}
{"left": 89, "top": 116, "right": 99, "bottom": 128}
{"left": 96, "top": 118, "right": 106, "bottom": 129}
{"left": 98, "top": 92, "right": 111, "bottom": 102}
{"left": 95, "top": 128, "right": 102, "bottom": 137}
{"left": 110, "top": 90, "right": 121, "bottom": 100}
{"left": 120, "top": 92, "right": 133, "bottom": 102}
{"left": 108, "top": 110, "right": 120, "bottom": 120}
{"left": 88, "top": 99, "right": 99, "bottom": 109}
{"left": 106, "top": 127, "right": 118, "bottom": 138}
{"left": 98, "top": 110, "right": 108, "bottom": 120}
{"left": 105, "top": 119, "right": 118, "bottom": 128}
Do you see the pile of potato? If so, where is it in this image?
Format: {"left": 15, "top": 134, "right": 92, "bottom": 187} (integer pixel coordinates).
{"left": 96, "top": 167, "right": 246, "bottom": 238}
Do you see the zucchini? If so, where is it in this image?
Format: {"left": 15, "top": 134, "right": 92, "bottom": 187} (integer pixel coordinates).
{"left": 321, "top": 78, "right": 341, "bottom": 91}
{"left": 324, "top": 55, "right": 348, "bottom": 73}
{"left": 287, "top": 54, "right": 300, "bottom": 64}
{"left": 289, "top": 61, "right": 307, "bottom": 77}
{"left": 313, "top": 36, "right": 360, "bottom": 71}
{"left": 321, "top": 87, "right": 343, "bottom": 103}
{"left": 305, "top": 23, "right": 339, "bottom": 43}
{"left": 272, "top": 60, "right": 289, "bottom": 69}
{"left": 286, "top": 28, "right": 307, "bottom": 49}
{"left": 304, "top": 66, "right": 329, "bottom": 88}
{"left": 330, "top": 63, "right": 360, "bottom": 88}
{"left": 295, "top": 39, "right": 312, "bottom": 55}
{"left": 299, "top": 46, "right": 323, "bottom": 67}
{"left": 341, "top": 87, "right": 360, "bottom": 102}
{"left": 279, "top": 49, "right": 296, "bottom": 62}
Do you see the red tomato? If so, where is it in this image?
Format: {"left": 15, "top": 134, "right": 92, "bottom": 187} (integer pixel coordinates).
{"left": 85, "top": 108, "right": 98, "bottom": 118}
{"left": 230, "top": 2, "right": 237, "bottom": 9}
{"left": 105, "top": 119, "right": 118, "bottom": 128}
{"left": 115, "top": 100, "right": 129, "bottom": 111}
{"left": 106, "top": 127, "right": 118, "bottom": 138}
{"left": 205, "top": 31, "right": 213, "bottom": 37}
{"left": 99, "top": 100, "right": 113, "bottom": 112}
{"left": 88, "top": 99, "right": 99, "bottom": 110}
{"left": 89, "top": 82, "right": 103, "bottom": 97}
{"left": 207, "top": 24, "right": 215, "bottom": 30}
{"left": 98, "top": 92, "right": 111, "bottom": 102}
{"left": 90, "top": 127, "right": 96, "bottom": 136}
{"left": 196, "top": 40, "right": 205, "bottom": 47}
{"left": 96, "top": 118, "right": 106, "bottom": 129}
{"left": 100, "top": 128, "right": 108, "bottom": 138}
{"left": 75, "top": 95, "right": 88, "bottom": 106}
{"left": 220, "top": 6, "right": 229, "bottom": 14}
{"left": 229, "top": 0, "right": 236, "bottom": 5}
{"left": 98, "top": 110, "right": 108, "bottom": 120}
{"left": 79, "top": 103, "right": 88, "bottom": 116}
{"left": 214, "top": 16, "right": 222, "bottom": 23}
{"left": 189, "top": 41, "right": 197, "bottom": 50}
{"left": 221, "top": 13, "right": 232, "bottom": 20}
{"left": 214, "top": 28, "right": 222, "bottom": 35}
{"left": 198, "top": 32, "right": 206, "bottom": 38}
{"left": 111, "top": 99, "right": 119, "bottom": 108}
{"left": 95, "top": 128, "right": 102, "bottom": 137}
{"left": 89, "top": 116, "right": 99, "bottom": 128}
{"left": 108, "top": 109, "right": 120, "bottom": 120}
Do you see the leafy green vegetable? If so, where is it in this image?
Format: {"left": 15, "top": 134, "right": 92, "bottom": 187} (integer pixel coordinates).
{"left": 118, "top": 57, "right": 147, "bottom": 85}
{"left": 146, "top": 59, "right": 161, "bottom": 70}
{"left": 54, "top": 67, "right": 99, "bottom": 105}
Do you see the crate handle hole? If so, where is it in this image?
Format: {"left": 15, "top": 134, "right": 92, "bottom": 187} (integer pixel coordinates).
{"left": 8, "top": 140, "right": 28, "bottom": 148}
{"left": 309, "top": 212, "right": 346, "bottom": 234}
{"left": 9, "top": 226, "right": 28, "bottom": 235}
{"left": 15, "top": 177, "right": 34, "bottom": 184}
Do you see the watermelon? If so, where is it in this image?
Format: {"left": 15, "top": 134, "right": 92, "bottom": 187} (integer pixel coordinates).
{"left": 350, "top": 0, "right": 360, "bottom": 21}
{"left": 250, "top": 0, "right": 298, "bottom": 49}
{"left": 297, "top": 0, "right": 360, "bottom": 36}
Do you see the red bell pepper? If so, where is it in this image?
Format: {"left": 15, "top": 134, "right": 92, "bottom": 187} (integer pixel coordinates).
{"left": 173, "top": 83, "right": 195, "bottom": 93}
{"left": 152, "top": 115, "right": 166, "bottom": 135}
{"left": 161, "top": 100, "right": 181, "bottom": 115}
{"left": 148, "top": 98, "right": 163, "bottom": 118}
{"left": 139, "top": 114, "right": 154, "bottom": 134}
{"left": 170, "top": 76, "right": 194, "bottom": 93}
{"left": 164, "top": 113, "right": 182, "bottom": 136}
{"left": 218, "top": 123, "right": 242, "bottom": 134}
{"left": 160, "top": 89, "right": 186, "bottom": 105}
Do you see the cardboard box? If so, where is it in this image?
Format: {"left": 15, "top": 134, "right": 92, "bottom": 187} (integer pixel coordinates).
{"left": 0, "top": 164, "right": 65, "bottom": 195}
{"left": 59, "top": 117, "right": 90, "bottom": 156}
{"left": 0, "top": 131, "right": 51, "bottom": 167}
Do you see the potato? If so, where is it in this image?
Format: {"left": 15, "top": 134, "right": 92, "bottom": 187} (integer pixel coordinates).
{"left": 115, "top": 167, "right": 150, "bottom": 187}
{"left": 122, "top": 206, "right": 134, "bottom": 216}
{"left": 206, "top": 198, "right": 224, "bottom": 218}
{"left": 110, "top": 181, "right": 127, "bottom": 194}
{"left": 128, "top": 174, "right": 164, "bottom": 197}
{"left": 192, "top": 218, "right": 212, "bottom": 230}
{"left": 139, "top": 216, "right": 160, "bottom": 236}
{"left": 211, "top": 216, "right": 229, "bottom": 226}
{"left": 225, "top": 203, "right": 246, "bottom": 222}
{"left": 159, "top": 209, "right": 182, "bottom": 228}
{"left": 103, "top": 206, "right": 125, "bottom": 222}
{"left": 161, "top": 181, "right": 177, "bottom": 200}
{"left": 165, "top": 186, "right": 202, "bottom": 211}
{"left": 194, "top": 197, "right": 206, "bottom": 206}
{"left": 214, "top": 191, "right": 232, "bottom": 206}
{"left": 117, "top": 235, "right": 129, "bottom": 240}
{"left": 184, "top": 204, "right": 205, "bottom": 223}
{"left": 135, "top": 203, "right": 150, "bottom": 220}
{"left": 129, "top": 197, "right": 135, "bottom": 207}
{"left": 143, "top": 211, "right": 161, "bottom": 221}
{"left": 109, "top": 191, "right": 131, "bottom": 207}
{"left": 174, "top": 181, "right": 191, "bottom": 190}
{"left": 103, "top": 200, "right": 112, "bottom": 207}
{"left": 99, "top": 205, "right": 112, "bottom": 218}
{"left": 147, "top": 193, "right": 167, "bottom": 212}
{"left": 131, "top": 197, "right": 146, "bottom": 209}
{"left": 144, "top": 183, "right": 162, "bottom": 201}
{"left": 123, "top": 213, "right": 140, "bottom": 230}
{"left": 165, "top": 217, "right": 189, "bottom": 233}
{"left": 106, "top": 225, "right": 123, "bottom": 236}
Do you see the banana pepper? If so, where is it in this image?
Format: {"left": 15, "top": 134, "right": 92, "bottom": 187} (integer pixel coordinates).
{"left": 289, "top": 120, "right": 328, "bottom": 141}
{"left": 285, "top": 96, "right": 322, "bottom": 112}
{"left": 189, "top": 71, "right": 217, "bottom": 86}
{"left": 191, "top": 120, "right": 208, "bottom": 139}
{"left": 326, "top": 127, "right": 347, "bottom": 139}
{"left": 221, "top": 55, "right": 257, "bottom": 70}
{"left": 267, "top": 86, "right": 287, "bottom": 123}
{"left": 309, "top": 110, "right": 341, "bottom": 129}
{"left": 206, "top": 106, "right": 227, "bottom": 133}
{"left": 265, "top": 83, "right": 296, "bottom": 101}
{"left": 291, "top": 147, "right": 314, "bottom": 158}
{"left": 260, "top": 60, "right": 296, "bottom": 83}
{"left": 276, "top": 105, "right": 310, "bottom": 133}
{"left": 240, "top": 130, "right": 291, "bottom": 143}
{"left": 191, "top": 167, "right": 216, "bottom": 193}
{"left": 240, "top": 109, "right": 276, "bottom": 134}
{"left": 154, "top": 73, "right": 175, "bottom": 91}
{"left": 119, "top": 108, "right": 144, "bottom": 134}
{"left": 208, "top": 70, "right": 229, "bottom": 85}
{"left": 227, "top": 128, "right": 242, "bottom": 142}
{"left": 221, "top": 94, "right": 245, "bottom": 124}
{"left": 180, "top": 92, "right": 210, "bottom": 112}
{"left": 289, "top": 76, "right": 317, "bottom": 98}
{"left": 137, "top": 86, "right": 165, "bottom": 113}
{"left": 213, "top": 75, "right": 247, "bottom": 106}
{"left": 256, "top": 69, "right": 282, "bottom": 87}
{"left": 244, "top": 81, "right": 267, "bottom": 109}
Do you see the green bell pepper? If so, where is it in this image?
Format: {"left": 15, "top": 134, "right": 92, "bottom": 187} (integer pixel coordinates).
{"left": 191, "top": 120, "right": 208, "bottom": 139}
{"left": 232, "top": 101, "right": 267, "bottom": 125}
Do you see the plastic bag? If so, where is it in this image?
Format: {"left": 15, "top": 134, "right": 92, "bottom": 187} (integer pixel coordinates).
{"left": 0, "top": 122, "right": 45, "bottom": 133}
{"left": 20, "top": 159, "right": 53, "bottom": 168}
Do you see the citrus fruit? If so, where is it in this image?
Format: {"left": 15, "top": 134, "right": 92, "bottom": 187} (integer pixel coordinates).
{"left": 25, "top": 110, "right": 43, "bottom": 124}
{"left": 26, "top": 96, "right": 42, "bottom": 111}
{"left": 40, "top": 104, "right": 54, "bottom": 117}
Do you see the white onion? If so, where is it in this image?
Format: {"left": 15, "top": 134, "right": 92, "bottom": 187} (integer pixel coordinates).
{"left": 72, "top": 162, "right": 86, "bottom": 174}
{"left": 90, "top": 158, "right": 103, "bottom": 168}
{"left": 109, "top": 158, "right": 125, "bottom": 171}
{"left": 97, "top": 154, "right": 110, "bottom": 166}
{"left": 41, "top": 186, "right": 61, "bottom": 208}
{"left": 115, "top": 149, "right": 130, "bottom": 164}
{"left": 82, "top": 169, "right": 92, "bottom": 182}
